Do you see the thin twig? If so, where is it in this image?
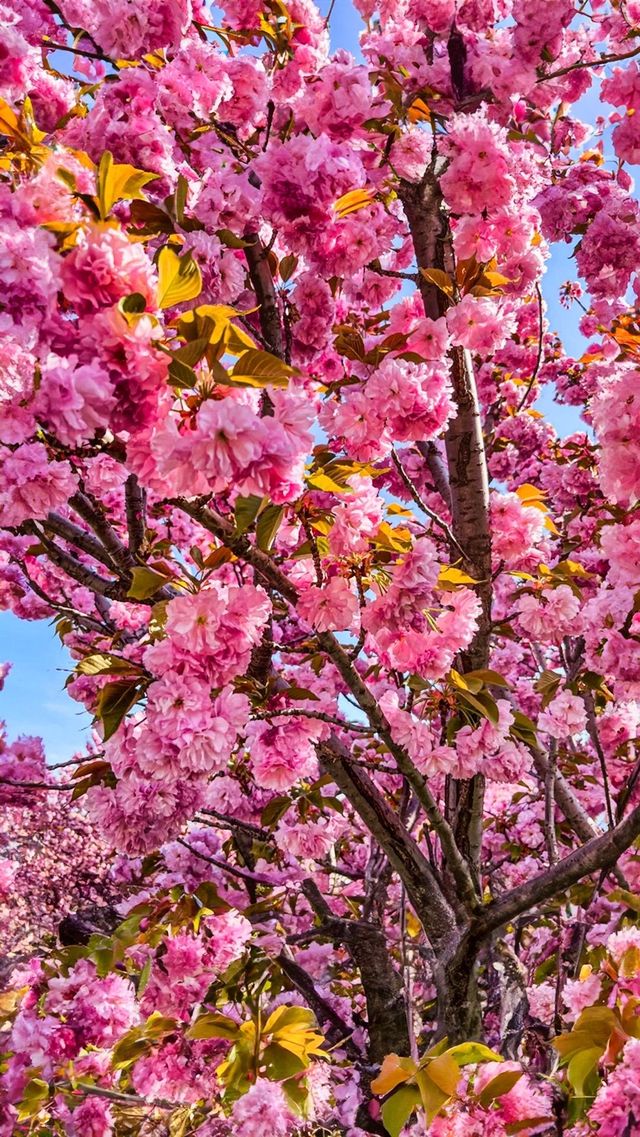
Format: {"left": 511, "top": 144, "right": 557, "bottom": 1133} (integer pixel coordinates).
{"left": 254, "top": 709, "right": 373, "bottom": 734}
{"left": 391, "top": 448, "right": 468, "bottom": 561}
{"left": 516, "top": 284, "right": 545, "bottom": 414}
{"left": 538, "top": 44, "right": 640, "bottom": 83}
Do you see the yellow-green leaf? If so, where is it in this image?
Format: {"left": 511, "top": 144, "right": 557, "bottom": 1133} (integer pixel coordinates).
{"left": 127, "top": 565, "right": 173, "bottom": 600}
{"left": 420, "top": 267, "right": 454, "bottom": 296}
{"left": 17, "top": 1077, "right": 49, "bottom": 1123}
{"left": 76, "top": 652, "right": 142, "bottom": 677}
{"left": 438, "top": 565, "right": 477, "bottom": 587}
{"left": 186, "top": 1012, "right": 241, "bottom": 1041}
{"left": 415, "top": 1066, "right": 452, "bottom": 1123}
{"left": 567, "top": 1047, "right": 602, "bottom": 1099}
{"left": 97, "top": 151, "right": 158, "bottom": 219}
{"left": 231, "top": 348, "right": 296, "bottom": 388}
{"left": 381, "top": 1085, "right": 420, "bottom": 1137}
{"left": 445, "top": 1041, "right": 503, "bottom": 1066}
{"left": 425, "top": 1053, "right": 461, "bottom": 1096}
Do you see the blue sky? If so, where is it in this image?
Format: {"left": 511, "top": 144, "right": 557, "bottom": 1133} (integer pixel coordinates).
{"left": 1, "top": 2, "right": 594, "bottom": 756}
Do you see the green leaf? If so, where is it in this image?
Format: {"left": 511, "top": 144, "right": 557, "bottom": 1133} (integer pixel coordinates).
{"left": 381, "top": 1085, "right": 420, "bottom": 1137}
{"left": 17, "top": 1078, "right": 49, "bottom": 1122}
{"left": 478, "top": 1068, "right": 523, "bottom": 1107}
{"left": 261, "top": 795, "right": 291, "bottom": 827}
{"left": 510, "top": 709, "right": 538, "bottom": 742}
{"left": 157, "top": 246, "right": 202, "bottom": 309}
{"left": 456, "top": 688, "right": 500, "bottom": 724}
{"left": 567, "top": 1047, "right": 602, "bottom": 1099}
{"left": 608, "top": 888, "right": 640, "bottom": 914}
{"left": 464, "top": 668, "right": 511, "bottom": 689}
{"left": 256, "top": 504, "right": 284, "bottom": 551}
{"left": 216, "top": 228, "right": 253, "bottom": 248}
{"left": 111, "top": 1030, "right": 151, "bottom": 1071}
{"left": 173, "top": 174, "right": 189, "bottom": 224}
{"left": 96, "top": 679, "right": 144, "bottom": 741}
{"left": 231, "top": 348, "right": 296, "bottom": 388}
{"left": 167, "top": 354, "right": 198, "bottom": 389}
{"left": 119, "top": 292, "right": 147, "bottom": 314}
{"left": 137, "top": 957, "right": 152, "bottom": 997}
{"left": 127, "top": 565, "right": 173, "bottom": 600}
{"left": 234, "top": 494, "right": 264, "bottom": 535}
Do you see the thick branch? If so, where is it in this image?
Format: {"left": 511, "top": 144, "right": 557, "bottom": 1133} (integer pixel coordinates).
{"left": 43, "top": 513, "right": 118, "bottom": 571}
{"left": 244, "top": 233, "right": 283, "bottom": 357}
{"left": 301, "top": 879, "right": 410, "bottom": 1062}
{"left": 70, "top": 491, "right": 133, "bottom": 573}
{"left": 124, "top": 474, "right": 147, "bottom": 555}
{"left": 29, "top": 526, "right": 120, "bottom": 598}
{"left": 318, "top": 736, "right": 458, "bottom": 947}
{"left": 400, "top": 170, "right": 492, "bottom": 876}
{"left": 477, "top": 801, "right": 640, "bottom": 937}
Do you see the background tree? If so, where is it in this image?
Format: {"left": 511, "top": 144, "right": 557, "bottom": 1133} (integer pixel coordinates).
{"left": 2, "top": 0, "right": 640, "bottom": 1133}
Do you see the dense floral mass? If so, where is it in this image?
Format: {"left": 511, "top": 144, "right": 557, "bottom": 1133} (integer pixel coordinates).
{"left": 3, "top": 0, "right": 640, "bottom": 1133}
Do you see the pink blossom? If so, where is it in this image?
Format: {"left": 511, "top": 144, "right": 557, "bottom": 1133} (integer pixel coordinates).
{"left": 0, "top": 444, "right": 78, "bottom": 527}
{"left": 247, "top": 717, "right": 323, "bottom": 790}
{"left": 446, "top": 294, "right": 515, "bottom": 355}
{"left": 297, "top": 577, "right": 359, "bottom": 632}
{"left": 231, "top": 1079, "right": 293, "bottom": 1137}
{"left": 538, "top": 689, "right": 587, "bottom": 739}
{"left": 35, "top": 355, "right": 116, "bottom": 445}
{"left": 517, "top": 585, "right": 581, "bottom": 642}
{"left": 61, "top": 224, "right": 157, "bottom": 314}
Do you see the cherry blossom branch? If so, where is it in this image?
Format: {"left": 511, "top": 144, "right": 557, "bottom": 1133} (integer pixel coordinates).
{"left": 70, "top": 491, "right": 134, "bottom": 573}
{"left": 26, "top": 524, "right": 120, "bottom": 598}
{"left": 69, "top": 1082, "right": 180, "bottom": 1111}
{"left": 391, "top": 448, "right": 468, "bottom": 560}
{"left": 0, "top": 778, "right": 72, "bottom": 791}
{"left": 176, "top": 838, "right": 282, "bottom": 887}
{"left": 244, "top": 233, "right": 283, "bottom": 353}
{"left": 275, "top": 949, "right": 361, "bottom": 1053}
{"left": 537, "top": 43, "right": 640, "bottom": 83}
{"left": 476, "top": 798, "right": 640, "bottom": 937}
{"left": 400, "top": 168, "right": 492, "bottom": 878}
{"left": 13, "top": 556, "right": 111, "bottom": 634}
{"left": 365, "top": 261, "right": 420, "bottom": 283}
{"left": 198, "top": 809, "right": 269, "bottom": 838}
{"left": 318, "top": 736, "right": 465, "bottom": 940}
{"left": 254, "top": 708, "right": 374, "bottom": 734}
{"left": 582, "top": 688, "right": 615, "bottom": 828}
{"left": 173, "top": 495, "right": 479, "bottom": 910}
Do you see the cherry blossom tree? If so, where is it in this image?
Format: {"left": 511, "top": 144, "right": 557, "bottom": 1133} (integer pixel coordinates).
{"left": 3, "top": 0, "right": 640, "bottom": 1133}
